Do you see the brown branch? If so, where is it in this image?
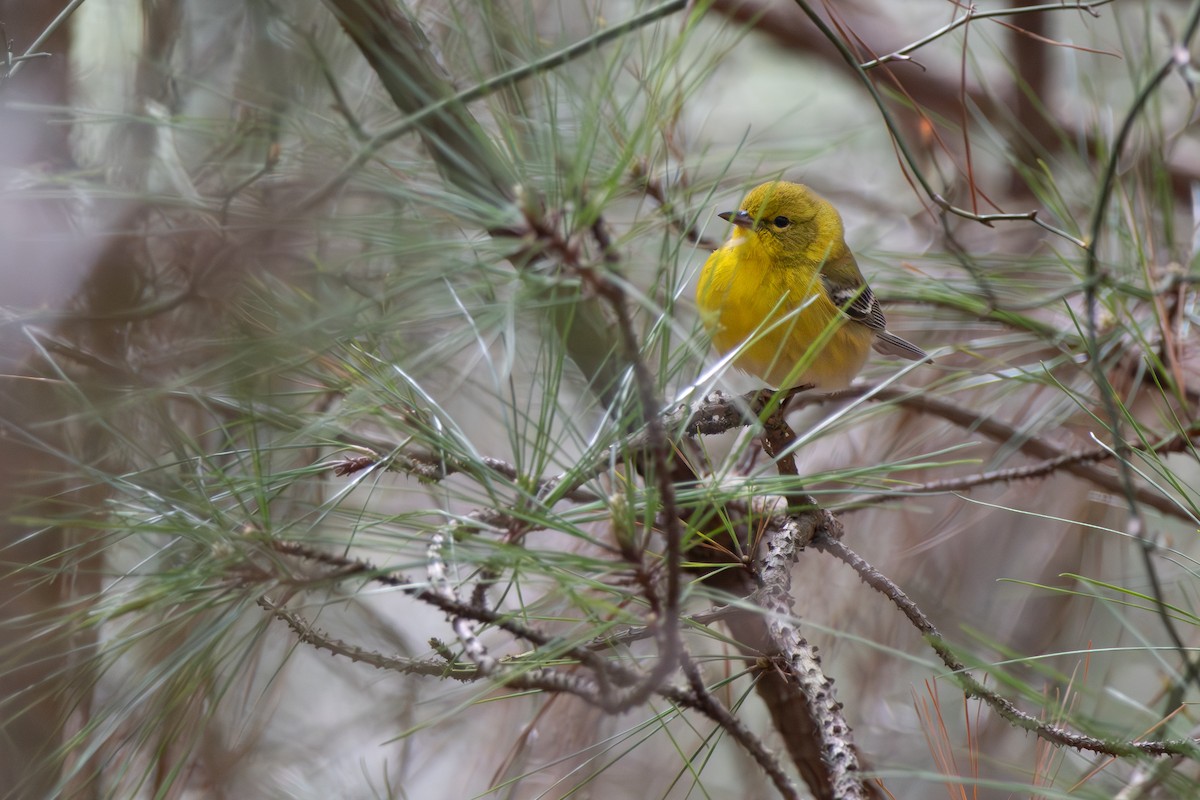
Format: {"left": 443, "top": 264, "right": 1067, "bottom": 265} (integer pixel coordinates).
{"left": 761, "top": 402, "right": 800, "bottom": 478}
{"left": 259, "top": 597, "right": 481, "bottom": 680}
{"left": 268, "top": 538, "right": 622, "bottom": 689}
{"left": 262, "top": 594, "right": 637, "bottom": 706}
{"left": 571, "top": 215, "right": 688, "bottom": 711}
{"left": 328, "top": 440, "right": 601, "bottom": 504}
{"left": 843, "top": 419, "right": 1200, "bottom": 511}
{"left": 829, "top": 384, "right": 1198, "bottom": 521}
{"left": 815, "top": 534, "right": 1200, "bottom": 759}
{"left": 681, "top": 652, "right": 801, "bottom": 800}
{"left": 271, "top": 538, "right": 703, "bottom": 714}
{"left": 266, "top": 536, "right": 824, "bottom": 797}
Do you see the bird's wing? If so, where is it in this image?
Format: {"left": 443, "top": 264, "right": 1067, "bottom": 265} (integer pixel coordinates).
{"left": 822, "top": 256, "right": 931, "bottom": 363}
{"left": 820, "top": 258, "right": 887, "bottom": 334}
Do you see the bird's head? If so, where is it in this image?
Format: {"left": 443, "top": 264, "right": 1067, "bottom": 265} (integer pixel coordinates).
{"left": 718, "top": 181, "right": 847, "bottom": 265}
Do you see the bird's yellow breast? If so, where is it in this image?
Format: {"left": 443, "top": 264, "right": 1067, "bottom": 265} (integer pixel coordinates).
{"left": 696, "top": 231, "right": 873, "bottom": 389}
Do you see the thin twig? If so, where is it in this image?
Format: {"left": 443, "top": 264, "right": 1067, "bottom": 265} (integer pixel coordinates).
{"left": 787, "top": 0, "right": 1086, "bottom": 247}
{"left": 3, "top": 0, "right": 86, "bottom": 80}
{"left": 858, "top": 1, "right": 1113, "bottom": 70}
{"left": 1081, "top": 2, "right": 1200, "bottom": 697}
{"left": 632, "top": 160, "right": 721, "bottom": 250}
{"left": 578, "top": 217, "right": 687, "bottom": 711}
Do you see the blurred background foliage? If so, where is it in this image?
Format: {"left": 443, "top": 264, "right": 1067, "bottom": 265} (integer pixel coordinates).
{"left": 2, "top": 0, "right": 1200, "bottom": 797}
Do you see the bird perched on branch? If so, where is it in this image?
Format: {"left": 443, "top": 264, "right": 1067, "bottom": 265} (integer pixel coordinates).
{"left": 696, "top": 180, "right": 929, "bottom": 390}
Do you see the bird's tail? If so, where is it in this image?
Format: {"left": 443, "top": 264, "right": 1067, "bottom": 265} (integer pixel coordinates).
{"left": 873, "top": 330, "right": 931, "bottom": 363}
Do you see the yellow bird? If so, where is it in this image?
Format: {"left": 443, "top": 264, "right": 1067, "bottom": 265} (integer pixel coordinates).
{"left": 696, "top": 181, "right": 928, "bottom": 390}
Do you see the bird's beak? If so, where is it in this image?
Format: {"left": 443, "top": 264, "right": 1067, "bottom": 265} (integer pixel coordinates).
{"left": 718, "top": 209, "right": 755, "bottom": 230}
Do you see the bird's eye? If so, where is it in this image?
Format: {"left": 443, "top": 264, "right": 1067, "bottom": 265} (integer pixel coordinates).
{"left": 773, "top": 216, "right": 790, "bottom": 228}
